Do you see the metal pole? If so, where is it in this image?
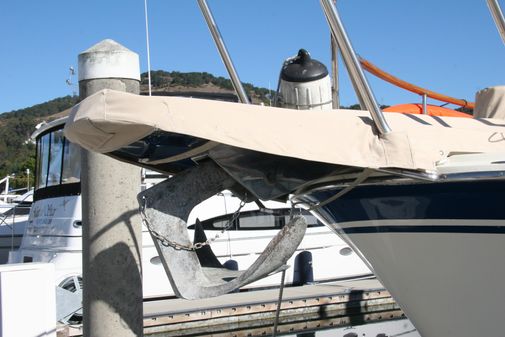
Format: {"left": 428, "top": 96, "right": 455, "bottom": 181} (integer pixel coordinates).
{"left": 487, "top": 0, "right": 505, "bottom": 45}
{"left": 4, "top": 176, "right": 8, "bottom": 203}
{"left": 78, "top": 39, "right": 143, "bottom": 337}
{"left": 330, "top": 0, "right": 340, "bottom": 109}
{"left": 422, "top": 93, "right": 428, "bottom": 114}
{"left": 144, "top": 0, "right": 152, "bottom": 96}
{"left": 197, "top": 0, "right": 250, "bottom": 104}
{"left": 10, "top": 211, "right": 14, "bottom": 251}
{"left": 320, "top": 0, "right": 391, "bottom": 135}
{"left": 272, "top": 268, "right": 287, "bottom": 337}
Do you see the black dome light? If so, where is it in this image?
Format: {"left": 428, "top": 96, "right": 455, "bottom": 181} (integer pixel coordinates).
{"left": 280, "top": 49, "right": 329, "bottom": 83}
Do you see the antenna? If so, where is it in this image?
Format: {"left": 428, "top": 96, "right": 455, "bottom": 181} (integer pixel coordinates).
{"left": 144, "top": 0, "right": 152, "bottom": 96}
{"left": 66, "top": 66, "right": 77, "bottom": 97}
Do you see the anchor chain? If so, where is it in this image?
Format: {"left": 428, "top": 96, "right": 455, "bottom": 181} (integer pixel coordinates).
{"left": 139, "top": 195, "right": 246, "bottom": 251}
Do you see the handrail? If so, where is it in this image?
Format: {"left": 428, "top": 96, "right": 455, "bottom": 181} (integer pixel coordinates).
{"left": 197, "top": 0, "right": 250, "bottom": 104}
{"left": 487, "top": 0, "right": 505, "bottom": 45}
{"left": 320, "top": 0, "right": 391, "bottom": 135}
{"left": 331, "top": 36, "right": 340, "bottom": 109}
{"left": 359, "top": 58, "right": 475, "bottom": 109}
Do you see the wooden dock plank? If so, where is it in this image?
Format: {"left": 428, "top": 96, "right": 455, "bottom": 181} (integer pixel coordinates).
{"left": 63, "top": 278, "right": 404, "bottom": 337}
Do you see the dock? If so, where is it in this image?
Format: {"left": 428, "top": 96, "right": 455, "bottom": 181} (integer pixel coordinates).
{"left": 62, "top": 278, "right": 404, "bottom": 336}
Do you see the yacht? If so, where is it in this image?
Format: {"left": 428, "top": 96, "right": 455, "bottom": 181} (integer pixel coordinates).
{"left": 63, "top": 0, "right": 505, "bottom": 336}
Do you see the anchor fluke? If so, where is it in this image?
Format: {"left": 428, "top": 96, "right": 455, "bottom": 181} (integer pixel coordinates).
{"left": 138, "top": 160, "right": 307, "bottom": 299}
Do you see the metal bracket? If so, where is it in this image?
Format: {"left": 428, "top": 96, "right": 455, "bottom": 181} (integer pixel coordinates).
{"left": 138, "top": 160, "right": 307, "bottom": 299}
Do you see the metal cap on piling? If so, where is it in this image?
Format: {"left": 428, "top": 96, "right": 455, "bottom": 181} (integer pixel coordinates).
{"left": 78, "top": 39, "right": 140, "bottom": 98}
{"left": 78, "top": 39, "right": 140, "bottom": 81}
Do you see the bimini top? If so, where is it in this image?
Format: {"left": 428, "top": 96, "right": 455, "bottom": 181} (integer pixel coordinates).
{"left": 64, "top": 89, "right": 505, "bottom": 173}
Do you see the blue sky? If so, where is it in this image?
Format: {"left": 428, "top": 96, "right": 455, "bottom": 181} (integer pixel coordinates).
{"left": 1, "top": 0, "right": 504, "bottom": 113}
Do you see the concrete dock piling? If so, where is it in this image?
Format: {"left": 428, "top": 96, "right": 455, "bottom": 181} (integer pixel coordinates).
{"left": 78, "top": 39, "right": 143, "bottom": 337}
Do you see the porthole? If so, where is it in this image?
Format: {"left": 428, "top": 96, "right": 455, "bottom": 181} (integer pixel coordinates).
{"left": 150, "top": 256, "right": 162, "bottom": 265}
{"left": 339, "top": 247, "right": 353, "bottom": 256}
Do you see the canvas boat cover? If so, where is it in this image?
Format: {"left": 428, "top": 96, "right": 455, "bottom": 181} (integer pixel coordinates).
{"left": 64, "top": 89, "right": 505, "bottom": 172}
{"left": 474, "top": 86, "right": 505, "bottom": 119}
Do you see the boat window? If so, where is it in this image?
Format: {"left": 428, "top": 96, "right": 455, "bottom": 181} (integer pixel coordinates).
{"left": 212, "top": 218, "right": 238, "bottom": 229}
{"left": 47, "top": 129, "right": 65, "bottom": 186}
{"left": 36, "top": 134, "right": 50, "bottom": 189}
{"left": 188, "top": 209, "right": 323, "bottom": 230}
{"left": 240, "top": 213, "right": 279, "bottom": 229}
{"left": 61, "top": 138, "right": 81, "bottom": 184}
{"left": 295, "top": 213, "right": 320, "bottom": 226}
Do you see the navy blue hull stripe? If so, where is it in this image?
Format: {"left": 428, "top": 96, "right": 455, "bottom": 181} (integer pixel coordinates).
{"left": 341, "top": 225, "right": 505, "bottom": 234}
{"left": 310, "top": 180, "right": 505, "bottom": 222}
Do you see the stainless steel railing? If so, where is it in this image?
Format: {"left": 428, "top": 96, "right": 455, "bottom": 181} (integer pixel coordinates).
{"left": 320, "top": 0, "right": 391, "bottom": 135}
{"left": 487, "top": 0, "right": 505, "bottom": 45}
{"left": 197, "top": 0, "right": 250, "bottom": 104}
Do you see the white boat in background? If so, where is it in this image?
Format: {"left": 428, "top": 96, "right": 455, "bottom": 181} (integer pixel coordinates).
{"left": 7, "top": 117, "right": 371, "bottom": 323}
{"left": 0, "top": 179, "right": 32, "bottom": 263}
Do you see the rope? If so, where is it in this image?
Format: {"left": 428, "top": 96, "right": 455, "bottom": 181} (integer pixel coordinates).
{"left": 292, "top": 168, "right": 372, "bottom": 211}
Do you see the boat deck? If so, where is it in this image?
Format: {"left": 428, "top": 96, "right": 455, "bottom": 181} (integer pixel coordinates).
{"left": 62, "top": 277, "right": 404, "bottom": 336}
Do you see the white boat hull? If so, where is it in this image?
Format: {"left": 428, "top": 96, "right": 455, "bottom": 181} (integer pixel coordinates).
{"left": 331, "top": 219, "right": 505, "bottom": 337}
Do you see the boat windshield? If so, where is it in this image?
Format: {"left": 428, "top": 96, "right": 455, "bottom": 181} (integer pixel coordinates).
{"left": 36, "top": 128, "right": 81, "bottom": 190}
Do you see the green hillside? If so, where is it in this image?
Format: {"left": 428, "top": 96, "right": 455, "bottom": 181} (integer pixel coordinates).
{"left": 140, "top": 70, "right": 272, "bottom": 104}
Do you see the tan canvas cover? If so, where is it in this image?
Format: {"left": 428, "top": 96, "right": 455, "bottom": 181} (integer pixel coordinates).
{"left": 474, "top": 86, "right": 505, "bottom": 119}
{"left": 64, "top": 89, "right": 505, "bottom": 172}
